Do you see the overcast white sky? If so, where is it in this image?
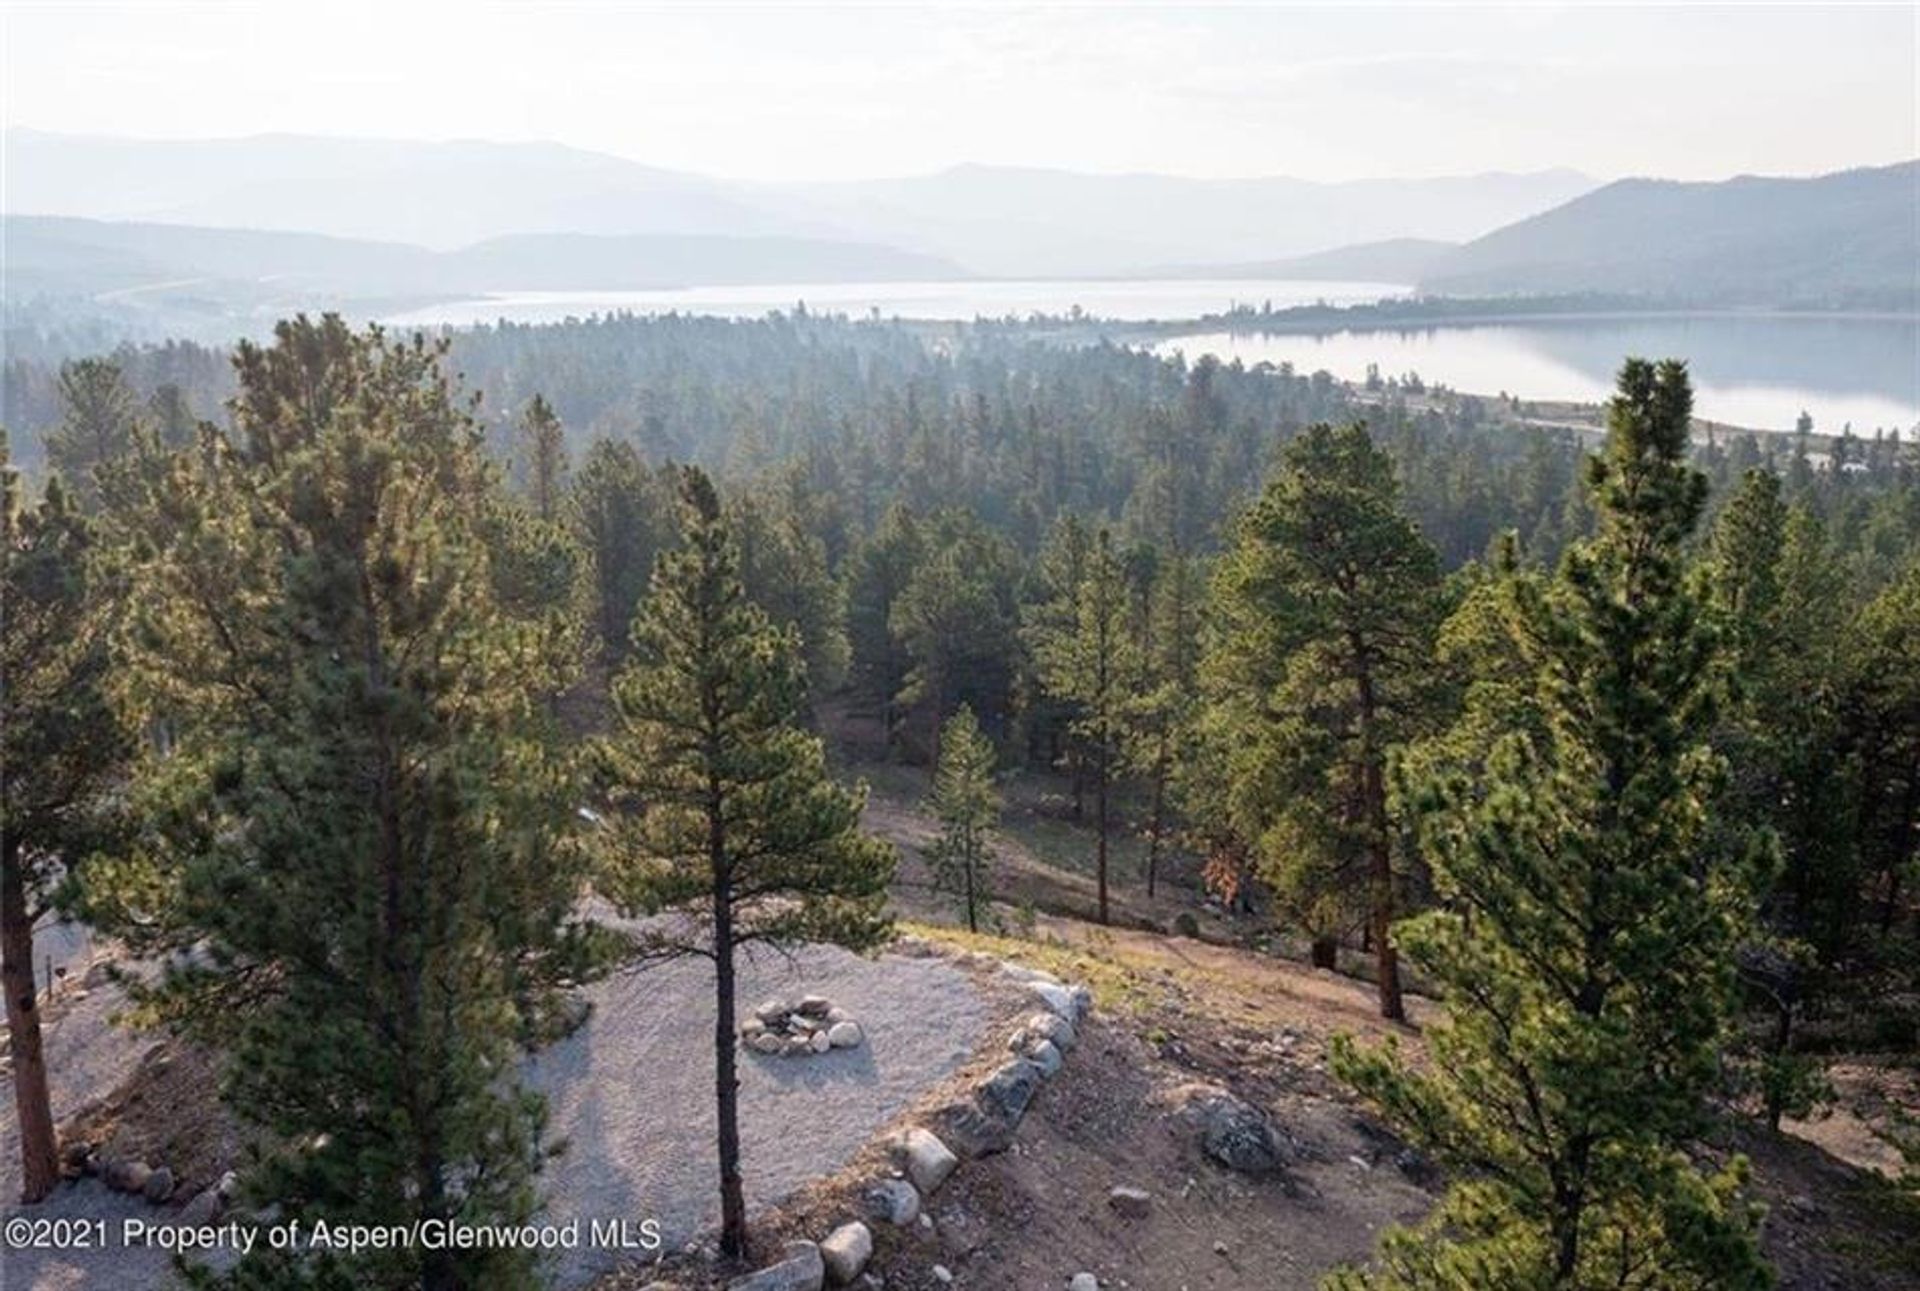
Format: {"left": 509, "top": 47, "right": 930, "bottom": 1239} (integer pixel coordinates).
{"left": 3, "top": 2, "right": 1914, "bottom": 182}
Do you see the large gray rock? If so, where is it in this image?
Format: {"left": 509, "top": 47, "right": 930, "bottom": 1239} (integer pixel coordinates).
{"left": 1180, "top": 1086, "right": 1286, "bottom": 1175}
{"left": 828, "top": 1021, "right": 863, "bottom": 1049}
{"left": 1027, "top": 1039, "right": 1063, "bottom": 1077}
{"left": 1027, "top": 1011, "right": 1076, "bottom": 1052}
{"left": 106, "top": 1159, "right": 152, "bottom": 1194}
{"left": 896, "top": 1127, "right": 959, "bottom": 1193}
{"left": 819, "top": 1222, "right": 873, "bottom": 1285}
{"left": 1108, "top": 1185, "right": 1151, "bottom": 1218}
{"left": 1026, "top": 981, "right": 1078, "bottom": 1019}
{"left": 978, "top": 1059, "right": 1045, "bottom": 1124}
{"left": 863, "top": 1177, "right": 921, "bottom": 1225}
{"left": 1070, "top": 1275, "right": 1100, "bottom": 1291}
{"left": 180, "top": 1187, "right": 222, "bottom": 1226}
{"left": 727, "top": 1240, "right": 825, "bottom": 1291}
{"left": 143, "top": 1165, "right": 176, "bottom": 1203}
{"left": 934, "top": 1099, "right": 1015, "bottom": 1159}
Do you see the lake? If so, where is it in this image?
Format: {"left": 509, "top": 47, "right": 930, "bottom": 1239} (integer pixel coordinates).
{"left": 1156, "top": 315, "right": 1920, "bottom": 435}
{"left": 385, "top": 281, "right": 1918, "bottom": 437}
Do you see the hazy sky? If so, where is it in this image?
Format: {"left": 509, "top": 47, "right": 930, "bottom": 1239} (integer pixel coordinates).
{"left": 4, "top": 2, "right": 1914, "bottom": 182}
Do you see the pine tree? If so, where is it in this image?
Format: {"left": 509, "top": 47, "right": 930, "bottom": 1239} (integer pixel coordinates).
{"left": 516, "top": 392, "right": 568, "bottom": 521}
{"left": 1330, "top": 360, "right": 1773, "bottom": 1290}
{"left": 926, "top": 705, "right": 1000, "bottom": 933}
{"left": 730, "top": 483, "right": 850, "bottom": 695}
{"left": 572, "top": 436, "right": 679, "bottom": 665}
{"left": 601, "top": 466, "right": 893, "bottom": 1261}
{"left": 103, "top": 318, "right": 588, "bottom": 1291}
{"left": 44, "top": 358, "right": 141, "bottom": 511}
{"left": 0, "top": 433, "right": 130, "bottom": 1202}
{"left": 1128, "top": 547, "right": 1202, "bottom": 898}
{"left": 891, "top": 511, "right": 1020, "bottom": 770}
{"left": 846, "top": 502, "right": 925, "bottom": 740}
{"left": 1207, "top": 422, "right": 1444, "bottom": 1019}
{"left": 1026, "top": 526, "right": 1138, "bottom": 926}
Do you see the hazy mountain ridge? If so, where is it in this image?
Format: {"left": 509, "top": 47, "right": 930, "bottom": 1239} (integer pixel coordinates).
{"left": 5, "top": 214, "right": 966, "bottom": 297}
{"left": 772, "top": 165, "right": 1597, "bottom": 277}
{"left": 1153, "top": 238, "right": 1460, "bottom": 284}
{"left": 1420, "top": 161, "right": 1920, "bottom": 308}
{"left": 6, "top": 130, "right": 1597, "bottom": 278}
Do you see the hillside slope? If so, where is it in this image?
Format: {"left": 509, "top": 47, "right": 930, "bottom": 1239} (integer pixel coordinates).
{"left": 1422, "top": 161, "right": 1920, "bottom": 308}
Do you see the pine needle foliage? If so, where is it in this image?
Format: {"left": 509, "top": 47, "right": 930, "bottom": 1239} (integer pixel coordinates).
{"left": 1328, "top": 360, "right": 1774, "bottom": 1290}
{"left": 599, "top": 465, "right": 893, "bottom": 1260}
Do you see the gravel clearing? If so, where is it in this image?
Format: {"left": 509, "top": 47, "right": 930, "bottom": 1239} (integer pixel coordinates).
{"left": 2, "top": 941, "right": 988, "bottom": 1290}
{"left": 530, "top": 943, "right": 989, "bottom": 1288}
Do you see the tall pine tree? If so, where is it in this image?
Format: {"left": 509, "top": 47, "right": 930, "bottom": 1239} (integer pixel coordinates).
{"left": 1026, "top": 526, "right": 1138, "bottom": 927}
{"left": 926, "top": 705, "right": 1000, "bottom": 934}
{"left": 1206, "top": 422, "right": 1443, "bottom": 1019}
{"left": 105, "top": 318, "right": 589, "bottom": 1291}
{"left": 1331, "top": 360, "right": 1773, "bottom": 1289}
{"left": 0, "top": 434, "right": 129, "bottom": 1202}
{"left": 601, "top": 466, "right": 893, "bottom": 1261}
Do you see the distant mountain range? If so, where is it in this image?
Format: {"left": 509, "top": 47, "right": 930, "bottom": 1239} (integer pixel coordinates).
{"left": 4, "top": 131, "right": 1914, "bottom": 342}
{"left": 1162, "top": 238, "right": 1461, "bottom": 284}
{"left": 5, "top": 129, "right": 1594, "bottom": 278}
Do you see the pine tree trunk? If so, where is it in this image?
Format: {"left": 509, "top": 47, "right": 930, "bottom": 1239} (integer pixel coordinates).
{"left": 964, "top": 839, "right": 979, "bottom": 935}
{"left": 2, "top": 831, "right": 59, "bottom": 1203}
{"left": 711, "top": 809, "right": 748, "bottom": 1261}
{"left": 1310, "top": 935, "right": 1338, "bottom": 970}
{"left": 1352, "top": 648, "right": 1405, "bottom": 1022}
{"left": 1146, "top": 734, "right": 1169, "bottom": 900}
{"left": 1095, "top": 757, "right": 1110, "bottom": 926}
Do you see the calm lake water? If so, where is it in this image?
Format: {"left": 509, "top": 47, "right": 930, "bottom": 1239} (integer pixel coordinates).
{"left": 1157, "top": 315, "right": 1920, "bottom": 435}
{"left": 385, "top": 281, "right": 1918, "bottom": 436}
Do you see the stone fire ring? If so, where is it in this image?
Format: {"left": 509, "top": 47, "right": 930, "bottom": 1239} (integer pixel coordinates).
{"left": 742, "top": 993, "right": 865, "bottom": 1057}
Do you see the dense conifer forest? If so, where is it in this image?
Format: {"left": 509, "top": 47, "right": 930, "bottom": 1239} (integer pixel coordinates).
{"left": 3, "top": 310, "right": 1917, "bottom": 1288}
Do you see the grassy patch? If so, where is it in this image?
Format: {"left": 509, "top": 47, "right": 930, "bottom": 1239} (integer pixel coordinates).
{"left": 899, "top": 919, "right": 1167, "bottom": 1016}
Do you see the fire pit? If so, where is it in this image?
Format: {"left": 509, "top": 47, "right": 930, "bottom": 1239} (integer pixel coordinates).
{"left": 742, "top": 994, "right": 865, "bottom": 1057}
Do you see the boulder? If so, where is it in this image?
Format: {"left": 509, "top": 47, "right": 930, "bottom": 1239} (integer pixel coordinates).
{"left": 106, "top": 1159, "right": 153, "bottom": 1194}
{"left": 934, "top": 1099, "right": 1015, "bottom": 1159}
{"left": 896, "top": 1127, "right": 959, "bottom": 1193}
{"left": 784, "top": 1036, "right": 812, "bottom": 1056}
{"left": 997, "top": 962, "right": 1062, "bottom": 986}
{"left": 863, "top": 1177, "right": 921, "bottom": 1226}
{"left": 727, "top": 1240, "right": 825, "bottom": 1291}
{"left": 1179, "top": 1086, "right": 1285, "bottom": 1175}
{"left": 750, "top": 1033, "right": 783, "bottom": 1055}
{"left": 754, "top": 999, "right": 791, "bottom": 1024}
{"left": 1069, "top": 983, "right": 1093, "bottom": 1020}
{"left": 797, "top": 994, "right": 833, "bottom": 1017}
{"left": 143, "top": 1166, "right": 176, "bottom": 1204}
{"left": 1070, "top": 1275, "right": 1100, "bottom": 1291}
{"left": 1028, "top": 1012, "right": 1076, "bottom": 1052}
{"left": 977, "top": 1059, "right": 1045, "bottom": 1124}
{"left": 1026, "top": 981, "right": 1078, "bottom": 1019}
{"left": 180, "top": 1187, "right": 222, "bottom": 1226}
{"left": 742, "top": 1016, "right": 767, "bottom": 1036}
{"left": 931, "top": 1267, "right": 953, "bottom": 1285}
{"left": 819, "top": 1222, "right": 873, "bottom": 1285}
{"left": 828, "top": 1021, "right": 863, "bottom": 1049}
{"left": 1027, "top": 1039, "right": 1063, "bottom": 1077}
{"left": 216, "top": 1170, "right": 239, "bottom": 1201}
{"left": 1107, "top": 1185, "right": 1151, "bottom": 1218}
{"left": 809, "top": 1030, "right": 832, "bottom": 1054}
